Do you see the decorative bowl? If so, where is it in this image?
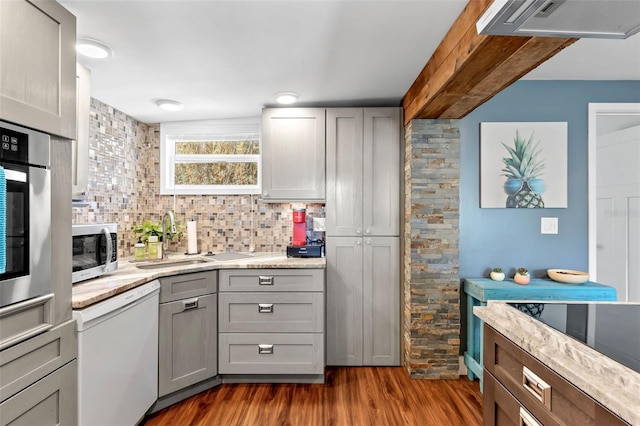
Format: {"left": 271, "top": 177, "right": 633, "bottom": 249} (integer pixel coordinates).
{"left": 547, "top": 269, "right": 589, "bottom": 284}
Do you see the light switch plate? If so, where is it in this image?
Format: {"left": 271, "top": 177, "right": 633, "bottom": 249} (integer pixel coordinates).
{"left": 313, "top": 217, "right": 326, "bottom": 232}
{"left": 541, "top": 217, "right": 558, "bottom": 234}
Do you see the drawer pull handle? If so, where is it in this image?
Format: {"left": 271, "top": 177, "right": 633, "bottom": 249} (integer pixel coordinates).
{"left": 519, "top": 407, "right": 542, "bottom": 426}
{"left": 258, "top": 344, "right": 274, "bottom": 354}
{"left": 522, "top": 366, "right": 551, "bottom": 409}
{"left": 258, "top": 303, "right": 274, "bottom": 313}
{"left": 182, "top": 298, "right": 199, "bottom": 311}
{"left": 259, "top": 276, "right": 274, "bottom": 286}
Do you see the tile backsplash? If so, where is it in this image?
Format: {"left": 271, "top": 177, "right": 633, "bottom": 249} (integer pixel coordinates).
{"left": 73, "top": 98, "right": 324, "bottom": 258}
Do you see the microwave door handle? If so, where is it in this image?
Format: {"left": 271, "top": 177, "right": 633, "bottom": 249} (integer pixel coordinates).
{"left": 102, "top": 227, "right": 112, "bottom": 273}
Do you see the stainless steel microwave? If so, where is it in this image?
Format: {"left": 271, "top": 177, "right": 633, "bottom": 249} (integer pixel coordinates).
{"left": 72, "top": 223, "right": 118, "bottom": 284}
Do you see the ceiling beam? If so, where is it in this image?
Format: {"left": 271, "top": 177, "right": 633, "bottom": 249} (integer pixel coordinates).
{"left": 402, "top": 0, "right": 577, "bottom": 125}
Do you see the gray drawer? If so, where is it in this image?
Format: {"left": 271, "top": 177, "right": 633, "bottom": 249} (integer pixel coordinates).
{"left": 0, "top": 294, "right": 54, "bottom": 351}
{"left": 218, "top": 333, "right": 324, "bottom": 375}
{"left": 218, "top": 269, "right": 324, "bottom": 292}
{"left": 218, "top": 293, "right": 324, "bottom": 333}
{"left": 0, "top": 319, "right": 76, "bottom": 402}
{"left": 160, "top": 271, "right": 217, "bottom": 303}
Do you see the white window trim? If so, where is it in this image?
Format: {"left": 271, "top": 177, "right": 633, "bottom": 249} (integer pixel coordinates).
{"left": 160, "top": 117, "right": 261, "bottom": 195}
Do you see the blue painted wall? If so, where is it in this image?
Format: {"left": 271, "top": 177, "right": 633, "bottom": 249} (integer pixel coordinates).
{"left": 459, "top": 81, "right": 640, "bottom": 279}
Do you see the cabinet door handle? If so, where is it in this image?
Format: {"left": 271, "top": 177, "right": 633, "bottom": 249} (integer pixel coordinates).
{"left": 258, "top": 303, "right": 274, "bottom": 313}
{"left": 258, "top": 344, "right": 274, "bottom": 354}
{"left": 259, "top": 276, "right": 274, "bottom": 286}
{"left": 182, "top": 298, "right": 199, "bottom": 311}
{"left": 522, "top": 366, "right": 551, "bottom": 409}
{"left": 365, "top": 228, "right": 371, "bottom": 234}
{"left": 519, "top": 407, "right": 542, "bottom": 426}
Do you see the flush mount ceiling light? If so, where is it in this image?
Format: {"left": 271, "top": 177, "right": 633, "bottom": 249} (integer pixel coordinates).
{"left": 276, "top": 92, "right": 298, "bottom": 105}
{"left": 155, "top": 99, "right": 184, "bottom": 111}
{"left": 76, "top": 38, "right": 113, "bottom": 59}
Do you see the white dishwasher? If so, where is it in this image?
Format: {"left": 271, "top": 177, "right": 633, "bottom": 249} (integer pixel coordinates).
{"left": 74, "top": 280, "right": 160, "bottom": 426}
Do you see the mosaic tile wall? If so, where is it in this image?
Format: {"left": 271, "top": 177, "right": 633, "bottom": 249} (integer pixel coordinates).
{"left": 403, "top": 119, "right": 460, "bottom": 379}
{"left": 72, "top": 98, "right": 324, "bottom": 258}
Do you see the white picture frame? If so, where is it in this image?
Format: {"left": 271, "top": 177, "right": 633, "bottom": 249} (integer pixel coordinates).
{"left": 480, "top": 122, "right": 568, "bottom": 208}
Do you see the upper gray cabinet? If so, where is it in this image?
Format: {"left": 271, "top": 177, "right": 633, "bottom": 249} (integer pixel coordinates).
{"left": 261, "top": 108, "right": 326, "bottom": 202}
{"left": 72, "top": 63, "right": 90, "bottom": 201}
{"left": 0, "top": 0, "right": 76, "bottom": 139}
{"left": 326, "top": 108, "right": 401, "bottom": 236}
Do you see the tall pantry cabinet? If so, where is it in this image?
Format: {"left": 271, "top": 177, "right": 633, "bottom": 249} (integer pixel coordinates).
{"left": 325, "top": 108, "right": 401, "bottom": 366}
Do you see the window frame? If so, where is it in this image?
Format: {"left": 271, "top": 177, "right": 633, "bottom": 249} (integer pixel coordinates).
{"left": 160, "top": 118, "right": 261, "bottom": 195}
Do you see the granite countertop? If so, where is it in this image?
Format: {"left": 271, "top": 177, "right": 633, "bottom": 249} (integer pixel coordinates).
{"left": 72, "top": 252, "right": 326, "bottom": 310}
{"left": 475, "top": 301, "right": 640, "bottom": 425}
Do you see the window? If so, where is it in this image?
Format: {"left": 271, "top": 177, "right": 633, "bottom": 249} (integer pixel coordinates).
{"left": 160, "top": 118, "right": 261, "bottom": 195}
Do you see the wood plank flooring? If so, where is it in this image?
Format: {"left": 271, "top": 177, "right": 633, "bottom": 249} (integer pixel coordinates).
{"left": 143, "top": 367, "right": 483, "bottom": 426}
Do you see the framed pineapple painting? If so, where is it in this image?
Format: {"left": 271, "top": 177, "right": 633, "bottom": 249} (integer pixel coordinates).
{"left": 480, "top": 122, "right": 568, "bottom": 208}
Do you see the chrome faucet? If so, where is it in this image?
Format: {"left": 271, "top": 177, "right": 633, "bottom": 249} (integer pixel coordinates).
{"left": 162, "top": 211, "right": 177, "bottom": 260}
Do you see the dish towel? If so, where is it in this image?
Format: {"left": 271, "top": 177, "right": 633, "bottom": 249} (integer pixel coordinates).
{"left": 0, "top": 166, "right": 6, "bottom": 274}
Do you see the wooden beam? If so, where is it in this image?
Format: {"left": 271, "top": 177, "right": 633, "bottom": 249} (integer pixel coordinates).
{"left": 402, "top": 0, "right": 577, "bottom": 124}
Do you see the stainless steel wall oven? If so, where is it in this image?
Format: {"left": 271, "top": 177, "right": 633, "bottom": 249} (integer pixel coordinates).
{"left": 0, "top": 121, "right": 51, "bottom": 309}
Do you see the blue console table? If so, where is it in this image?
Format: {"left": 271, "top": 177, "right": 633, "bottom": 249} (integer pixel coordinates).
{"left": 464, "top": 278, "right": 616, "bottom": 391}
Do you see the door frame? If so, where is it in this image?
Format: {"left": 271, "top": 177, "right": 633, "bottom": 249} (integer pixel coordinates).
{"left": 587, "top": 103, "right": 640, "bottom": 281}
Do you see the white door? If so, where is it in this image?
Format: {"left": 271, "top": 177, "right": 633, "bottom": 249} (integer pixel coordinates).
{"left": 596, "top": 125, "right": 640, "bottom": 301}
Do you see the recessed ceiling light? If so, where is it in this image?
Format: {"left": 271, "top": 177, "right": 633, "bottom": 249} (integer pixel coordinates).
{"left": 76, "top": 38, "right": 113, "bottom": 59}
{"left": 276, "top": 92, "right": 298, "bottom": 105}
{"left": 155, "top": 99, "right": 184, "bottom": 111}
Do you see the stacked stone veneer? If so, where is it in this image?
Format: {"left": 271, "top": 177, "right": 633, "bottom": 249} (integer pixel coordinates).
{"left": 72, "top": 98, "right": 323, "bottom": 258}
{"left": 403, "top": 119, "right": 460, "bottom": 379}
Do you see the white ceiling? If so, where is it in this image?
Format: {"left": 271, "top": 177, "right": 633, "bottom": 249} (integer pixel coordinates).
{"left": 58, "top": 0, "right": 640, "bottom": 124}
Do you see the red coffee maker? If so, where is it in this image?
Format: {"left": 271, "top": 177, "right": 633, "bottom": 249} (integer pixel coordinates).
{"left": 292, "top": 208, "right": 306, "bottom": 246}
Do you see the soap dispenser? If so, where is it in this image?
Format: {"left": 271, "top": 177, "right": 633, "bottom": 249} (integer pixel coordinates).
{"left": 134, "top": 237, "right": 146, "bottom": 261}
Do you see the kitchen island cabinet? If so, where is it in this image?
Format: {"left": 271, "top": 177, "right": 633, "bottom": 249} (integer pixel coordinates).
{"left": 0, "top": 0, "right": 76, "bottom": 139}
{"left": 261, "top": 108, "right": 325, "bottom": 202}
{"left": 475, "top": 301, "right": 638, "bottom": 426}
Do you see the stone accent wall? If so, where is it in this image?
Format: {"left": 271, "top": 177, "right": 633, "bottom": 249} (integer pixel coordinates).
{"left": 73, "top": 98, "right": 323, "bottom": 258}
{"left": 403, "top": 119, "right": 460, "bottom": 379}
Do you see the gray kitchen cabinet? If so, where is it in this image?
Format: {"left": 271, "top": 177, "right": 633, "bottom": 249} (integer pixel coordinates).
{"left": 326, "top": 108, "right": 400, "bottom": 236}
{"left": 0, "top": 319, "right": 77, "bottom": 426}
{"left": 72, "top": 63, "right": 91, "bottom": 201}
{"left": 0, "top": 359, "right": 77, "bottom": 426}
{"left": 261, "top": 108, "right": 325, "bottom": 202}
{"left": 158, "top": 272, "right": 218, "bottom": 398}
{"left": 326, "top": 237, "right": 400, "bottom": 366}
{"left": 0, "top": 0, "right": 76, "bottom": 139}
{"left": 325, "top": 107, "right": 401, "bottom": 366}
{"left": 218, "top": 269, "right": 325, "bottom": 382}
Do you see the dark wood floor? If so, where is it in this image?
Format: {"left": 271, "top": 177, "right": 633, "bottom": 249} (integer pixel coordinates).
{"left": 143, "top": 367, "right": 483, "bottom": 426}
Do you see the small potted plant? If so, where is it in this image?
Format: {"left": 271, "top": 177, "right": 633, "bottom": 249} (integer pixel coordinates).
{"left": 514, "top": 267, "right": 530, "bottom": 285}
{"left": 490, "top": 267, "right": 505, "bottom": 281}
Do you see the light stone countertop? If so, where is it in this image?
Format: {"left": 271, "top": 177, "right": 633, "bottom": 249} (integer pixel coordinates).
{"left": 475, "top": 301, "right": 640, "bottom": 425}
{"left": 72, "top": 252, "right": 326, "bottom": 310}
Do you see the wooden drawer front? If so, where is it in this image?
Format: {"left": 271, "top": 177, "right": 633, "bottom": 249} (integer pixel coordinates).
{"left": 219, "top": 293, "right": 324, "bottom": 333}
{"left": 0, "top": 319, "right": 76, "bottom": 402}
{"left": 218, "top": 269, "right": 324, "bottom": 293}
{"left": 484, "top": 370, "right": 546, "bottom": 426}
{"left": 484, "top": 326, "right": 627, "bottom": 426}
{"left": 160, "top": 271, "right": 217, "bottom": 303}
{"left": 219, "top": 333, "right": 324, "bottom": 375}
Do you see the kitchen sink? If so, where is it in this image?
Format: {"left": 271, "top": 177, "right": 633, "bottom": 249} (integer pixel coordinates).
{"left": 135, "top": 259, "right": 211, "bottom": 270}
{"left": 203, "top": 252, "right": 254, "bottom": 261}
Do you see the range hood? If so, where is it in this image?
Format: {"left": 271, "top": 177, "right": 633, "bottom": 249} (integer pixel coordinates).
{"left": 477, "top": 0, "right": 640, "bottom": 39}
